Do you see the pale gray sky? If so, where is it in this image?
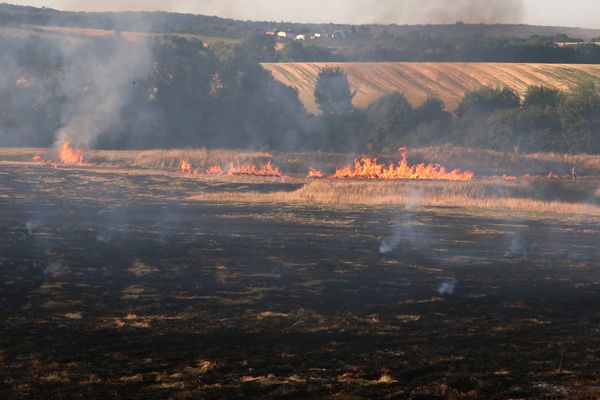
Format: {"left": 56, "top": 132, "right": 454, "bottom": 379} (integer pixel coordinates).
{"left": 6, "top": 0, "right": 600, "bottom": 28}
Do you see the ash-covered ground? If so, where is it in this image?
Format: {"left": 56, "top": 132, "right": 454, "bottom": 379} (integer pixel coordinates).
{"left": 2, "top": 162, "right": 600, "bottom": 399}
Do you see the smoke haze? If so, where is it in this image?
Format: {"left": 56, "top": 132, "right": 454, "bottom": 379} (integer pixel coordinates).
{"left": 56, "top": 38, "right": 152, "bottom": 149}
{"left": 24, "top": 0, "right": 526, "bottom": 25}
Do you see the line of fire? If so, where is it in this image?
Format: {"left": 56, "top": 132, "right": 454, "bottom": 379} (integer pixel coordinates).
{"left": 4, "top": 2, "right": 600, "bottom": 399}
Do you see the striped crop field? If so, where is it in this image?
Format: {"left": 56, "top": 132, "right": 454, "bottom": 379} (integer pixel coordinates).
{"left": 262, "top": 62, "right": 600, "bottom": 113}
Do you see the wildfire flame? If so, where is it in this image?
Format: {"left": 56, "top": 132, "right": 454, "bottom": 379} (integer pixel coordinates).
{"left": 180, "top": 160, "right": 192, "bottom": 173}
{"left": 502, "top": 174, "right": 517, "bottom": 181}
{"left": 59, "top": 141, "right": 86, "bottom": 165}
{"left": 331, "top": 153, "right": 474, "bottom": 181}
{"left": 227, "top": 161, "right": 282, "bottom": 177}
{"left": 208, "top": 165, "right": 224, "bottom": 175}
{"left": 308, "top": 168, "right": 325, "bottom": 178}
{"left": 32, "top": 155, "right": 43, "bottom": 162}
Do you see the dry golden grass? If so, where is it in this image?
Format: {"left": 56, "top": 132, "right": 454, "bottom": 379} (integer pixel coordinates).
{"left": 123, "top": 148, "right": 275, "bottom": 170}
{"left": 10, "top": 146, "right": 600, "bottom": 178}
{"left": 262, "top": 62, "right": 600, "bottom": 112}
{"left": 189, "top": 179, "right": 600, "bottom": 217}
{"left": 6, "top": 146, "right": 600, "bottom": 216}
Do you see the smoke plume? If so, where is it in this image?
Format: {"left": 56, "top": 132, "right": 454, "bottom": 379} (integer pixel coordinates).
{"left": 55, "top": 37, "right": 152, "bottom": 149}
{"left": 379, "top": 190, "right": 424, "bottom": 254}
{"left": 438, "top": 279, "right": 456, "bottom": 295}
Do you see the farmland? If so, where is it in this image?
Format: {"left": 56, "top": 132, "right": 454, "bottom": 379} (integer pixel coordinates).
{"left": 262, "top": 62, "right": 600, "bottom": 112}
{"left": 3, "top": 148, "right": 600, "bottom": 398}
{"left": 0, "top": 24, "right": 239, "bottom": 45}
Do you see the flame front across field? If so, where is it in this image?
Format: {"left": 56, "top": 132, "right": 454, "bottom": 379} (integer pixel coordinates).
{"left": 311, "top": 152, "right": 474, "bottom": 181}
{"left": 227, "top": 161, "right": 282, "bottom": 177}
{"left": 179, "top": 159, "right": 282, "bottom": 177}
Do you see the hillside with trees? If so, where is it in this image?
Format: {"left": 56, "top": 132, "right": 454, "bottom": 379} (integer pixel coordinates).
{"left": 1, "top": 3, "right": 600, "bottom": 155}
{"left": 4, "top": 3, "right": 600, "bottom": 63}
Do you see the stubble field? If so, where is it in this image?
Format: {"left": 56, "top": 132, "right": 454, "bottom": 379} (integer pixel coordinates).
{"left": 262, "top": 62, "right": 600, "bottom": 112}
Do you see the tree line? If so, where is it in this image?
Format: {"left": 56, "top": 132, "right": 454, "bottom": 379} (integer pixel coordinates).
{"left": 2, "top": 33, "right": 600, "bottom": 155}
{"left": 0, "top": 34, "right": 309, "bottom": 149}
{"left": 312, "top": 68, "right": 600, "bottom": 154}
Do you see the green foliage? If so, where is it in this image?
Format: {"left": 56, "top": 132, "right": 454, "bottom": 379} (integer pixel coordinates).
{"left": 0, "top": 34, "right": 310, "bottom": 150}
{"left": 314, "top": 67, "right": 355, "bottom": 116}
{"left": 406, "top": 98, "right": 452, "bottom": 147}
{"left": 4, "top": 26, "right": 600, "bottom": 155}
{"left": 559, "top": 80, "right": 600, "bottom": 122}
{"left": 280, "top": 42, "right": 334, "bottom": 62}
{"left": 456, "top": 87, "right": 520, "bottom": 116}
{"left": 366, "top": 92, "right": 415, "bottom": 150}
{"left": 523, "top": 86, "right": 561, "bottom": 109}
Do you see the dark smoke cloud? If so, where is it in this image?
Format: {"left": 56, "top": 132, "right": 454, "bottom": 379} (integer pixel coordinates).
{"left": 28, "top": 0, "right": 526, "bottom": 25}
{"left": 375, "top": 0, "right": 526, "bottom": 25}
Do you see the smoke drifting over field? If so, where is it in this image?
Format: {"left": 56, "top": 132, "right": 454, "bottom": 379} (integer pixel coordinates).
{"left": 56, "top": 38, "right": 152, "bottom": 149}
{"left": 41, "top": 0, "right": 526, "bottom": 24}
{"left": 377, "top": 0, "right": 526, "bottom": 24}
{"left": 175, "top": 0, "right": 525, "bottom": 24}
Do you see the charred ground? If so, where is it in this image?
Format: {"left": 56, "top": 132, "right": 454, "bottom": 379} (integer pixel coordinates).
{"left": 2, "top": 161, "right": 600, "bottom": 399}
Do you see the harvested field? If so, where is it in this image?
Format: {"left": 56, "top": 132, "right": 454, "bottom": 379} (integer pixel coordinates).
{"left": 0, "top": 24, "right": 238, "bottom": 45}
{"left": 3, "top": 153, "right": 600, "bottom": 399}
{"left": 262, "top": 62, "right": 600, "bottom": 112}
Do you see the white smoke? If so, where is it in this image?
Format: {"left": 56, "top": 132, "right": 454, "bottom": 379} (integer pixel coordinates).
{"left": 504, "top": 222, "right": 528, "bottom": 258}
{"left": 44, "top": 261, "right": 63, "bottom": 275}
{"left": 379, "top": 235, "right": 401, "bottom": 254}
{"left": 26, "top": 220, "right": 41, "bottom": 235}
{"left": 438, "top": 279, "right": 456, "bottom": 295}
{"left": 55, "top": 37, "right": 152, "bottom": 149}
{"left": 379, "top": 189, "right": 422, "bottom": 254}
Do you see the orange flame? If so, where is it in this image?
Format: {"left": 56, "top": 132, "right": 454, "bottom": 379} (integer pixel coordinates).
{"left": 308, "top": 168, "right": 325, "bottom": 178}
{"left": 59, "top": 141, "right": 86, "bottom": 165}
{"left": 32, "top": 155, "right": 43, "bottom": 162}
{"left": 502, "top": 174, "right": 517, "bottom": 181}
{"left": 227, "top": 161, "right": 282, "bottom": 177}
{"left": 208, "top": 165, "right": 224, "bottom": 175}
{"left": 332, "top": 153, "right": 474, "bottom": 181}
{"left": 180, "top": 160, "right": 192, "bottom": 173}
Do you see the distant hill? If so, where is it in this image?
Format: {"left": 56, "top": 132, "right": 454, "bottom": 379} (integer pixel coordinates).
{"left": 263, "top": 62, "right": 600, "bottom": 113}
{"left": 2, "top": 2, "right": 600, "bottom": 40}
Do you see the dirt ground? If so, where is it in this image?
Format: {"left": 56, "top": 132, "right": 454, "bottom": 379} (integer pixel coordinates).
{"left": 2, "top": 162, "right": 600, "bottom": 399}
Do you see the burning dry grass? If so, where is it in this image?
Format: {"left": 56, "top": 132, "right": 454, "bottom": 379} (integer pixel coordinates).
{"left": 7, "top": 145, "right": 600, "bottom": 215}
{"left": 13, "top": 146, "right": 600, "bottom": 178}
{"left": 189, "top": 179, "right": 600, "bottom": 217}
{"left": 124, "top": 148, "right": 276, "bottom": 171}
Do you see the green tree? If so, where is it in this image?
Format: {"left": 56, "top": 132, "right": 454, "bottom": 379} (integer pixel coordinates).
{"left": 366, "top": 91, "right": 415, "bottom": 150}
{"left": 314, "top": 67, "right": 354, "bottom": 116}
{"left": 457, "top": 87, "right": 520, "bottom": 116}
{"left": 558, "top": 81, "right": 600, "bottom": 153}
{"left": 523, "top": 86, "right": 561, "bottom": 109}
{"left": 407, "top": 98, "right": 452, "bottom": 146}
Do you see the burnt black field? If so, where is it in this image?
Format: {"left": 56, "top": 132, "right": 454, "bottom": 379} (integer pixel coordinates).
{"left": 3, "top": 162, "right": 600, "bottom": 399}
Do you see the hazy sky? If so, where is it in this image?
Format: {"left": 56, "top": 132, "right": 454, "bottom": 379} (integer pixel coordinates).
{"left": 7, "top": 0, "right": 600, "bottom": 28}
